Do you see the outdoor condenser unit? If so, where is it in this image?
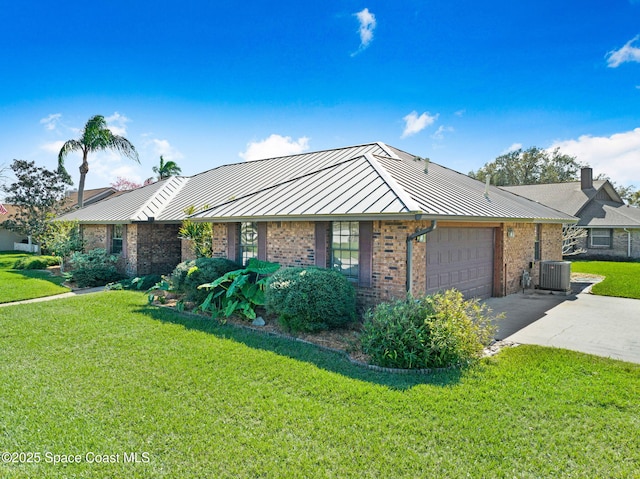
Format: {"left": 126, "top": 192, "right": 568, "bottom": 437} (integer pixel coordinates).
{"left": 539, "top": 261, "right": 571, "bottom": 292}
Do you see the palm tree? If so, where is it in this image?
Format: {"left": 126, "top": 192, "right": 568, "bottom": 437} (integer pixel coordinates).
{"left": 58, "top": 115, "right": 139, "bottom": 208}
{"left": 152, "top": 155, "right": 182, "bottom": 180}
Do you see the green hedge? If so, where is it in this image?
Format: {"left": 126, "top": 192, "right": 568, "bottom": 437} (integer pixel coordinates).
{"left": 265, "top": 267, "right": 356, "bottom": 332}
{"left": 360, "top": 290, "right": 498, "bottom": 369}
{"left": 13, "top": 255, "right": 61, "bottom": 270}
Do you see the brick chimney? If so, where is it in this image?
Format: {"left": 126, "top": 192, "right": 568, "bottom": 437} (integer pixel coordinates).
{"left": 581, "top": 167, "right": 593, "bottom": 190}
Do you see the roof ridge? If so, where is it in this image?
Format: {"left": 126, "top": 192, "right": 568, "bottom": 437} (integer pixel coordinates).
{"left": 133, "top": 177, "right": 190, "bottom": 220}
{"left": 364, "top": 153, "right": 422, "bottom": 212}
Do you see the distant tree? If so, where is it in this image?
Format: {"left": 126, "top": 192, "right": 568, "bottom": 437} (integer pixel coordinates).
{"left": 1, "top": 159, "right": 71, "bottom": 246}
{"left": 562, "top": 225, "right": 587, "bottom": 256}
{"left": 628, "top": 190, "right": 640, "bottom": 207}
{"left": 152, "top": 155, "right": 182, "bottom": 180}
{"left": 469, "top": 147, "right": 585, "bottom": 186}
{"left": 58, "top": 114, "right": 138, "bottom": 208}
{"left": 110, "top": 177, "right": 143, "bottom": 191}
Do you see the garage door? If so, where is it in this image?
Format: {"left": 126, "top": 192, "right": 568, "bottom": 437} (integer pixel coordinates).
{"left": 425, "top": 227, "right": 494, "bottom": 299}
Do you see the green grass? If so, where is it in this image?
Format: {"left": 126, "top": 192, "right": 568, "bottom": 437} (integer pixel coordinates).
{"left": 571, "top": 260, "right": 640, "bottom": 299}
{"left": 1, "top": 291, "right": 638, "bottom": 478}
{"left": 0, "top": 252, "right": 69, "bottom": 303}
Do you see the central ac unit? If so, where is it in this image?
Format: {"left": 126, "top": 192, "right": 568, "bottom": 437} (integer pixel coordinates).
{"left": 539, "top": 261, "right": 571, "bottom": 292}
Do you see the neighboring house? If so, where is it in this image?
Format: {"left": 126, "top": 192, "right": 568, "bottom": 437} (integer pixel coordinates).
{"left": 503, "top": 168, "right": 640, "bottom": 259}
{"left": 58, "top": 142, "right": 575, "bottom": 306}
{"left": 0, "top": 187, "right": 119, "bottom": 252}
{"left": 0, "top": 204, "right": 28, "bottom": 250}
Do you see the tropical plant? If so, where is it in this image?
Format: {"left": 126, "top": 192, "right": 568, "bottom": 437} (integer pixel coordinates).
{"left": 152, "top": 155, "right": 182, "bottom": 180}
{"left": 198, "top": 258, "right": 280, "bottom": 320}
{"left": 178, "top": 205, "right": 213, "bottom": 258}
{"left": 58, "top": 114, "right": 139, "bottom": 208}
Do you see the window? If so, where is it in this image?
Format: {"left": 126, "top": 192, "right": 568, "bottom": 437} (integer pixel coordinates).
{"left": 239, "top": 222, "right": 258, "bottom": 264}
{"left": 331, "top": 221, "right": 359, "bottom": 280}
{"left": 534, "top": 224, "right": 541, "bottom": 261}
{"left": 111, "top": 224, "right": 124, "bottom": 254}
{"left": 589, "top": 229, "right": 612, "bottom": 248}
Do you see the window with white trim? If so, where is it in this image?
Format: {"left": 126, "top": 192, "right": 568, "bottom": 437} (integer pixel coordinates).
{"left": 589, "top": 229, "right": 612, "bottom": 248}
{"left": 111, "top": 224, "right": 124, "bottom": 254}
{"left": 331, "top": 221, "right": 359, "bottom": 280}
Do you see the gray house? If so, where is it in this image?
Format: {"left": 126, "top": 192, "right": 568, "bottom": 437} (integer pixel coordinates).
{"left": 503, "top": 168, "right": 640, "bottom": 259}
{"left": 59, "top": 142, "right": 576, "bottom": 306}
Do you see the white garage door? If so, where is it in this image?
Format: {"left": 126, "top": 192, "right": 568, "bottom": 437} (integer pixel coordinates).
{"left": 425, "top": 227, "right": 494, "bottom": 299}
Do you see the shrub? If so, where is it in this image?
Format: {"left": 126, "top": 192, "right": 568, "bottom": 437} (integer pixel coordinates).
{"left": 265, "top": 267, "right": 356, "bottom": 332}
{"left": 13, "top": 255, "right": 61, "bottom": 270}
{"left": 169, "top": 257, "right": 240, "bottom": 303}
{"left": 69, "top": 248, "right": 123, "bottom": 288}
{"left": 360, "top": 290, "right": 498, "bottom": 369}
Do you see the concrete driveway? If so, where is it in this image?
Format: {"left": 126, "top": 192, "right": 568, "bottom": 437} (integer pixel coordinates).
{"left": 484, "top": 288, "right": 640, "bottom": 364}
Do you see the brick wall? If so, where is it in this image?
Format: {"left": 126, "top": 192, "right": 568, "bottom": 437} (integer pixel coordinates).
{"left": 502, "top": 222, "right": 563, "bottom": 293}
{"left": 133, "top": 223, "right": 182, "bottom": 275}
{"left": 266, "top": 221, "right": 316, "bottom": 267}
{"left": 81, "top": 224, "right": 107, "bottom": 250}
{"left": 211, "top": 223, "right": 228, "bottom": 259}
{"left": 181, "top": 239, "right": 196, "bottom": 262}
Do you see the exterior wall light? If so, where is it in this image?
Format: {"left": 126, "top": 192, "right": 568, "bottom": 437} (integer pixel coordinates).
{"left": 507, "top": 227, "right": 515, "bottom": 238}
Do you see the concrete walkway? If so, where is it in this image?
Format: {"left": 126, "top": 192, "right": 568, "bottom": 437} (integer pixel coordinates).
{"left": 484, "top": 289, "right": 640, "bottom": 364}
{"left": 0, "top": 287, "right": 105, "bottom": 308}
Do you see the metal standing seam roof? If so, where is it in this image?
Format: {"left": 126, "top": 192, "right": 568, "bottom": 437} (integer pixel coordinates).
{"left": 57, "top": 142, "right": 576, "bottom": 224}
{"left": 501, "top": 181, "right": 608, "bottom": 216}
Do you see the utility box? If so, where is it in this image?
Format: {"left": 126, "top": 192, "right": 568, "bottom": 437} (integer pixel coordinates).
{"left": 539, "top": 261, "right": 571, "bottom": 292}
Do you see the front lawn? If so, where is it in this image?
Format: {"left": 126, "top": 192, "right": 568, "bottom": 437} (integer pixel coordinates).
{"left": 1, "top": 291, "right": 638, "bottom": 478}
{"left": 571, "top": 260, "right": 640, "bottom": 299}
{"left": 0, "top": 252, "right": 69, "bottom": 303}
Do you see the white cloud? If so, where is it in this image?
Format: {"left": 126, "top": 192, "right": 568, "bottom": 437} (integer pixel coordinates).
{"left": 501, "top": 143, "right": 523, "bottom": 154}
{"left": 454, "top": 109, "right": 466, "bottom": 117}
{"left": 89, "top": 150, "right": 143, "bottom": 185}
{"left": 401, "top": 111, "right": 438, "bottom": 138}
{"left": 41, "top": 140, "right": 65, "bottom": 154}
{"left": 352, "top": 8, "right": 376, "bottom": 56}
{"left": 606, "top": 35, "right": 640, "bottom": 68}
{"left": 548, "top": 128, "right": 640, "bottom": 186}
{"left": 431, "top": 125, "right": 454, "bottom": 140}
{"left": 146, "top": 138, "right": 184, "bottom": 161}
{"left": 239, "top": 134, "right": 310, "bottom": 161}
{"left": 40, "top": 113, "right": 62, "bottom": 131}
{"left": 105, "top": 112, "right": 131, "bottom": 136}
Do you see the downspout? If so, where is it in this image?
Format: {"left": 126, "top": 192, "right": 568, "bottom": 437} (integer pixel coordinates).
{"left": 624, "top": 228, "right": 631, "bottom": 257}
{"left": 406, "top": 220, "right": 437, "bottom": 293}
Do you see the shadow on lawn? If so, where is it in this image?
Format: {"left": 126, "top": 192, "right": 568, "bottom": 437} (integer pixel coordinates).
{"left": 137, "top": 304, "right": 465, "bottom": 390}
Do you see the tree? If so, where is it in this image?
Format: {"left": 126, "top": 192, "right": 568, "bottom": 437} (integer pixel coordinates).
{"left": 58, "top": 114, "right": 138, "bottom": 208}
{"left": 562, "top": 224, "right": 587, "bottom": 256}
{"left": 152, "top": 155, "right": 182, "bottom": 180}
{"left": 1, "top": 159, "right": 71, "bottom": 246}
{"left": 469, "top": 147, "right": 585, "bottom": 186}
{"left": 110, "top": 176, "right": 143, "bottom": 191}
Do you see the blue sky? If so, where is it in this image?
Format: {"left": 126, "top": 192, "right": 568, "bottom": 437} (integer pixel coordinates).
{"left": 2, "top": 0, "right": 640, "bottom": 195}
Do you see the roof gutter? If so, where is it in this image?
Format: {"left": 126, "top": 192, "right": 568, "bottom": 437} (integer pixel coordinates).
{"left": 406, "top": 220, "right": 437, "bottom": 293}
